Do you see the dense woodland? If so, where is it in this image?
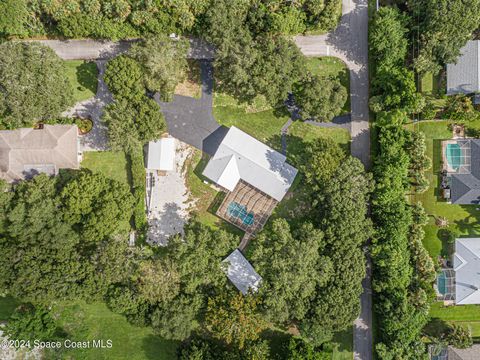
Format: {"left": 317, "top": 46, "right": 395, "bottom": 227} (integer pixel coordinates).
{"left": 1, "top": 0, "right": 479, "bottom": 359}
{"left": 0, "top": 0, "right": 342, "bottom": 39}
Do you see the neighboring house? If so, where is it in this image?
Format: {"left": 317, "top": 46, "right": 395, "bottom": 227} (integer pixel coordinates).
{"left": 453, "top": 238, "right": 480, "bottom": 305}
{"left": 429, "top": 344, "right": 480, "bottom": 360}
{"left": 146, "top": 137, "right": 176, "bottom": 172}
{"left": 223, "top": 249, "right": 262, "bottom": 295}
{"left": 447, "top": 40, "right": 480, "bottom": 96}
{"left": 441, "top": 139, "right": 480, "bottom": 204}
{"left": 0, "top": 125, "right": 80, "bottom": 182}
{"left": 202, "top": 126, "right": 297, "bottom": 235}
{"left": 448, "top": 345, "right": 480, "bottom": 360}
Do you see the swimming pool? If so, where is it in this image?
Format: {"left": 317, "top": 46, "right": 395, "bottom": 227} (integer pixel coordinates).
{"left": 227, "top": 202, "right": 254, "bottom": 226}
{"left": 437, "top": 272, "right": 447, "bottom": 295}
{"left": 446, "top": 143, "right": 463, "bottom": 171}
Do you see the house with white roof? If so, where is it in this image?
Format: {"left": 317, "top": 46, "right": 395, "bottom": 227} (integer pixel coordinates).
{"left": 202, "top": 126, "right": 297, "bottom": 202}
{"left": 146, "top": 137, "right": 176, "bottom": 171}
{"left": 202, "top": 126, "right": 297, "bottom": 235}
{"left": 223, "top": 249, "right": 262, "bottom": 295}
{"left": 454, "top": 238, "right": 480, "bottom": 305}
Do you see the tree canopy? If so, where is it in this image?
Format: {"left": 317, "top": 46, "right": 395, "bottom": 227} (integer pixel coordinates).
{"left": 293, "top": 73, "right": 347, "bottom": 121}
{"left": 129, "top": 36, "right": 189, "bottom": 101}
{"left": 410, "top": 0, "right": 480, "bottom": 74}
{"left": 0, "top": 42, "right": 74, "bottom": 129}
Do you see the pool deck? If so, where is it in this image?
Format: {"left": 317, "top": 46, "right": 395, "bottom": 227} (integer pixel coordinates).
{"left": 216, "top": 180, "right": 277, "bottom": 235}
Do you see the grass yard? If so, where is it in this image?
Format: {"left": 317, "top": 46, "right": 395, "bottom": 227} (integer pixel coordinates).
{"left": 429, "top": 302, "right": 480, "bottom": 340}
{"left": 64, "top": 60, "right": 98, "bottom": 103}
{"left": 213, "top": 92, "right": 289, "bottom": 147}
{"left": 174, "top": 59, "right": 201, "bottom": 98}
{"left": 0, "top": 296, "right": 20, "bottom": 321}
{"left": 305, "top": 57, "right": 351, "bottom": 114}
{"left": 51, "top": 301, "right": 178, "bottom": 360}
{"left": 81, "top": 151, "right": 129, "bottom": 185}
{"left": 406, "top": 120, "right": 480, "bottom": 259}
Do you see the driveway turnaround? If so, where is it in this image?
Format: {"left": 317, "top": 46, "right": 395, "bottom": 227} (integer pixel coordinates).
{"left": 296, "top": 1, "right": 373, "bottom": 359}
{"left": 155, "top": 60, "right": 228, "bottom": 156}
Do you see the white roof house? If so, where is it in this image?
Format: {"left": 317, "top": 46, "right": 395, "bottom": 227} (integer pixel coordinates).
{"left": 447, "top": 40, "right": 480, "bottom": 95}
{"left": 223, "top": 249, "right": 262, "bottom": 295}
{"left": 146, "top": 138, "right": 175, "bottom": 171}
{"left": 454, "top": 238, "right": 480, "bottom": 304}
{"left": 202, "top": 126, "right": 298, "bottom": 201}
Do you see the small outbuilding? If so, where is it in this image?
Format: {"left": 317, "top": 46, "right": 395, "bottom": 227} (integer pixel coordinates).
{"left": 146, "top": 138, "right": 175, "bottom": 171}
{"left": 223, "top": 249, "right": 262, "bottom": 295}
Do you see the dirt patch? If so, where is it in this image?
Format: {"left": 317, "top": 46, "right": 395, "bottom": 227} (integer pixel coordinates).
{"left": 174, "top": 59, "right": 201, "bottom": 99}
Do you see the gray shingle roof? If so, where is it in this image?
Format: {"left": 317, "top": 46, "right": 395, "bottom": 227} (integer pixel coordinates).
{"left": 450, "top": 139, "right": 480, "bottom": 204}
{"left": 0, "top": 125, "right": 79, "bottom": 182}
{"left": 447, "top": 40, "right": 480, "bottom": 95}
{"left": 454, "top": 238, "right": 480, "bottom": 304}
{"left": 448, "top": 344, "right": 480, "bottom": 359}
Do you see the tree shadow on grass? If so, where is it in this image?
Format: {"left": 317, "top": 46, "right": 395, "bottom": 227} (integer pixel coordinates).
{"left": 141, "top": 334, "right": 179, "bottom": 360}
{"left": 260, "top": 328, "right": 292, "bottom": 360}
{"left": 423, "top": 318, "right": 450, "bottom": 339}
{"left": 76, "top": 61, "right": 98, "bottom": 94}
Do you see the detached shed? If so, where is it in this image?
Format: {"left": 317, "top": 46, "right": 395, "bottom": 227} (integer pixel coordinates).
{"left": 146, "top": 138, "right": 175, "bottom": 171}
{"left": 223, "top": 249, "right": 262, "bottom": 295}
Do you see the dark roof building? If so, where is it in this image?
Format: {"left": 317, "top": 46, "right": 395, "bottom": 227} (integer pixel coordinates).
{"left": 445, "top": 139, "right": 480, "bottom": 204}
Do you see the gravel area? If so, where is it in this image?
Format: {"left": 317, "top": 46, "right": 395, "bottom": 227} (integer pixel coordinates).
{"left": 146, "top": 140, "right": 195, "bottom": 246}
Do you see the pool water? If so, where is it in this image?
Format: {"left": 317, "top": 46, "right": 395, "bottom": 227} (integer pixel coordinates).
{"left": 446, "top": 143, "right": 462, "bottom": 171}
{"left": 437, "top": 272, "right": 447, "bottom": 295}
{"left": 227, "top": 202, "right": 254, "bottom": 226}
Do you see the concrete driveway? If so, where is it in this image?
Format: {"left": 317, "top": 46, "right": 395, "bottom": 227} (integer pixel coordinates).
{"left": 155, "top": 60, "right": 228, "bottom": 156}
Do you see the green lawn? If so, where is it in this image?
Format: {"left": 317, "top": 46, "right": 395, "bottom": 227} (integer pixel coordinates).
{"left": 81, "top": 151, "right": 129, "bottom": 185}
{"left": 213, "top": 92, "right": 289, "bottom": 147}
{"left": 406, "top": 120, "right": 480, "bottom": 259}
{"left": 429, "top": 302, "right": 480, "bottom": 339}
{"left": 0, "top": 295, "right": 20, "bottom": 321}
{"left": 51, "top": 301, "right": 178, "bottom": 360}
{"left": 65, "top": 60, "right": 98, "bottom": 103}
{"left": 305, "top": 57, "right": 351, "bottom": 114}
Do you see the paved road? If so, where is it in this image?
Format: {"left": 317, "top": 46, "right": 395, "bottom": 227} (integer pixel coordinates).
{"left": 31, "top": 38, "right": 214, "bottom": 60}
{"left": 294, "top": 0, "right": 370, "bottom": 169}
{"left": 296, "top": 1, "right": 373, "bottom": 360}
